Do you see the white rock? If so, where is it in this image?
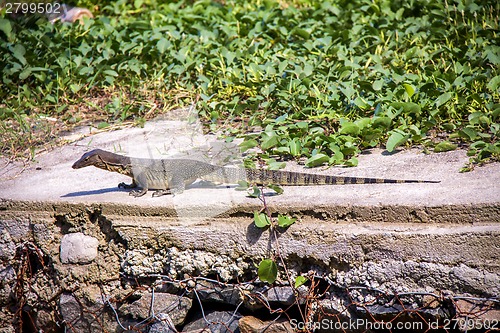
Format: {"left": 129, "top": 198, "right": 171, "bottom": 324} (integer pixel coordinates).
{"left": 60, "top": 232, "right": 99, "bottom": 264}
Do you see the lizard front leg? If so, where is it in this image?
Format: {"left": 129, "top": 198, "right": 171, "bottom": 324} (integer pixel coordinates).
{"left": 152, "top": 189, "right": 172, "bottom": 197}
{"left": 118, "top": 180, "right": 137, "bottom": 189}
{"left": 118, "top": 180, "right": 147, "bottom": 196}
{"left": 123, "top": 173, "right": 148, "bottom": 197}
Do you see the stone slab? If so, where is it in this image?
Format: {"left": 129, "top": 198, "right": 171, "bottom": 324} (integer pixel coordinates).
{"left": 1, "top": 114, "right": 499, "bottom": 223}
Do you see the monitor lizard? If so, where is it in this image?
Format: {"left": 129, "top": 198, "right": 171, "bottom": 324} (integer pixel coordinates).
{"left": 72, "top": 149, "right": 440, "bottom": 197}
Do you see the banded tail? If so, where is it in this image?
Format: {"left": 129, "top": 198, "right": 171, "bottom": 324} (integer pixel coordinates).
{"left": 241, "top": 168, "right": 439, "bottom": 186}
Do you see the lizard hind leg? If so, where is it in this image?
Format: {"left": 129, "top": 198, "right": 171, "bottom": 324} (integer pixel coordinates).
{"left": 167, "top": 176, "right": 186, "bottom": 197}
{"left": 152, "top": 189, "right": 172, "bottom": 197}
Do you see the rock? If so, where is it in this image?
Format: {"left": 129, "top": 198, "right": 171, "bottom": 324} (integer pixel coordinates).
{"left": 0, "top": 266, "right": 16, "bottom": 304}
{"left": 149, "top": 313, "right": 177, "bottom": 333}
{"left": 60, "top": 293, "right": 83, "bottom": 323}
{"left": 454, "top": 299, "right": 500, "bottom": 333}
{"left": 182, "top": 310, "right": 241, "bottom": 333}
{"left": 119, "top": 292, "right": 192, "bottom": 326}
{"left": 265, "top": 286, "right": 296, "bottom": 305}
{"left": 194, "top": 280, "right": 242, "bottom": 306}
{"left": 59, "top": 293, "right": 116, "bottom": 332}
{"left": 35, "top": 309, "right": 58, "bottom": 333}
{"left": 239, "top": 316, "right": 264, "bottom": 333}
{"left": 314, "top": 294, "right": 357, "bottom": 333}
{"left": 239, "top": 316, "right": 294, "bottom": 333}
{"left": 60, "top": 233, "right": 99, "bottom": 264}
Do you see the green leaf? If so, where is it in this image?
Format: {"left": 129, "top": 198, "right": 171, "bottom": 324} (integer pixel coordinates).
{"left": 261, "top": 135, "right": 279, "bottom": 150}
{"left": 435, "top": 92, "right": 453, "bottom": 107}
{"left": 305, "top": 153, "right": 329, "bottom": 167}
{"left": 277, "top": 214, "right": 296, "bottom": 228}
{"left": 157, "top": 38, "right": 170, "bottom": 54}
{"left": 373, "top": 117, "right": 391, "bottom": 129}
{"left": 0, "top": 18, "right": 12, "bottom": 39}
{"left": 291, "top": 27, "right": 310, "bottom": 39}
{"left": 70, "top": 84, "right": 82, "bottom": 94}
{"left": 340, "top": 122, "right": 360, "bottom": 135}
{"left": 386, "top": 132, "right": 409, "bottom": 152}
{"left": 294, "top": 276, "right": 308, "bottom": 288}
{"left": 248, "top": 186, "right": 261, "bottom": 198}
{"left": 11, "top": 44, "right": 27, "bottom": 66}
{"left": 289, "top": 138, "right": 302, "bottom": 156}
{"left": 458, "top": 127, "right": 479, "bottom": 141}
{"left": 254, "top": 212, "right": 271, "bottom": 228}
{"left": 103, "top": 70, "right": 118, "bottom": 77}
{"left": 267, "top": 161, "right": 286, "bottom": 170}
{"left": 239, "top": 139, "right": 258, "bottom": 152}
{"left": 389, "top": 102, "right": 421, "bottom": 114}
{"left": 236, "top": 180, "right": 249, "bottom": 191}
{"left": 487, "top": 76, "right": 500, "bottom": 93}
{"left": 353, "top": 96, "right": 369, "bottom": 109}
{"left": 97, "top": 122, "right": 110, "bottom": 129}
{"left": 345, "top": 157, "right": 358, "bottom": 167}
{"left": 268, "top": 184, "right": 283, "bottom": 194}
{"left": 19, "top": 68, "right": 31, "bottom": 80}
{"left": 403, "top": 83, "right": 416, "bottom": 98}
{"left": 372, "top": 79, "right": 384, "bottom": 91}
{"left": 434, "top": 141, "right": 457, "bottom": 153}
{"left": 258, "top": 259, "right": 278, "bottom": 284}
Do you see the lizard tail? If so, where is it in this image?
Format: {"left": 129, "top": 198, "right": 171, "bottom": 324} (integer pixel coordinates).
{"left": 243, "top": 169, "right": 440, "bottom": 185}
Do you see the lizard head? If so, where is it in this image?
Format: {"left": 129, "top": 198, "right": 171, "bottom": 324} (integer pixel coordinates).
{"left": 72, "top": 149, "right": 109, "bottom": 169}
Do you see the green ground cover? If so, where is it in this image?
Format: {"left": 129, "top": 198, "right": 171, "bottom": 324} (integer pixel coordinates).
{"left": 0, "top": 0, "right": 498, "bottom": 170}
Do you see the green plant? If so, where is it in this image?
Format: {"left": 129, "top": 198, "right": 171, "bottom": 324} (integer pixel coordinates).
{"left": 0, "top": 0, "right": 498, "bottom": 168}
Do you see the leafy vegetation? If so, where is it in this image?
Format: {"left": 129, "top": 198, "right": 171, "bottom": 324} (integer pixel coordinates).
{"left": 0, "top": 0, "right": 498, "bottom": 169}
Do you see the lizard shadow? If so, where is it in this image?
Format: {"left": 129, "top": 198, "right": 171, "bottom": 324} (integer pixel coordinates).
{"left": 61, "top": 187, "right": 127, "bottom": 197}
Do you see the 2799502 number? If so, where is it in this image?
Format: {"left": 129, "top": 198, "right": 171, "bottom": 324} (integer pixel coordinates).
{"left": 5, "top": 2, "right": 61, "bottom": 15}
{"left": 443, "top": 318, "right": 499, "bottom": 331}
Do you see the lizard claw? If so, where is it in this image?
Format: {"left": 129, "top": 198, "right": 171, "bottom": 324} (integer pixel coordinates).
{"left": 152, "top": 189, "right": 172, "bottom": 197}
{"left": 129, "top": 189, "right": 147, "bottom": 197}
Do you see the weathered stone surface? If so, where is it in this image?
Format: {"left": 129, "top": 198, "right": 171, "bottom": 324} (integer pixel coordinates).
{"left": 59, "top": 293, "right": 116, "bottom": 333}
{"left": 239, "top": 316, "right": 294, "bottom": 333}
{"left": 119, "top": 292, "right": 192, "bottom": 326}
{"left": 1, "top": 138, "right": 499, "bottom": 332}
{"left": 183, "top": 311, "right": 241, "bottom": 333}
{"left": 265, "top": 286, "right": 296, "bottom": 305}
{"left": 0, "top": 325, "right": 15, "bottom": 333}
{"left": 60, "top": 232, "right": 99, "bottom": 264}
{"left": 0, "top": 217, "right": 30, "bottom": 261}
{"left": 0, "top": 266, "right": 15, "bottom": 304}
{"left": 148, "top": 313, "right": 177, "bottom": 333}
{"left": 336, "top": 260, "right": 499, "bottom": 297}
{"left": 454, "top": 299, "right": 500, "bottom": 332}
{"left": 194, "top": 280, "right": 242, "bottom": 306}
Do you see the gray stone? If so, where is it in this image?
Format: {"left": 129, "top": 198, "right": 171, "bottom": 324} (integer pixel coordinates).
{"left": 194, "top": 280, "right": 242, "bottom": 306}
{"left": 265, "top": 286, "right": 296, "bottom": 306}
{"left": 0, "top": 266, "right": 15, "bottom": 304}
{"left": 182, "top": 311, "right": 241, "bottom": 333}
{"left": 119, "top": 292, "right": 192, "bottom": 326}
{"left": 148, "top": 313, "right": 177, "bottom": 333}
{"left": 60, "top": 232, "right": 99, "bottom": 264}
{"left": 0, "top": 218, "right": 30, "bottom": 261}
{"left": 59, "top": 294, "right": 106, "bottom": 333}
{"left": 59, "top": 293, "right": 116, "bottom": 332}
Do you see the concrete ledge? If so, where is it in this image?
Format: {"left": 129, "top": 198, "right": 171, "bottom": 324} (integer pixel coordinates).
{"left": 1, "top": 115, "right": 499, "bottom": 332}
